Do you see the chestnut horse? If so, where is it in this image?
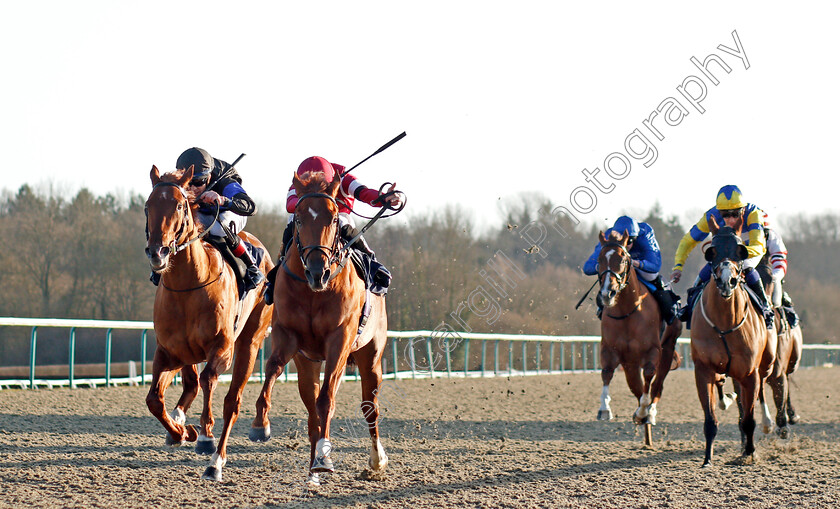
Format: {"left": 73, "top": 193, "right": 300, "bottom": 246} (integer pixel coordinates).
{"left": 250, "top": 171, "right": 389, "bottom": 485}
{"left": 691, "top": 218, "right": 776, "bottom": 467}
{"left": 144, "top": 165, "right": 273, "bottom": 481}
{"left": 757, "top": 264, "right": 803, "bottom": 438}
{"left": 596, "top": 230, "right": 682, "bottom": 445}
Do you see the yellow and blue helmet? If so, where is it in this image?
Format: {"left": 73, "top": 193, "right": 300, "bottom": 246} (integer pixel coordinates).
{"left": 715, "top": 185, "right": 746, "bottom": 211}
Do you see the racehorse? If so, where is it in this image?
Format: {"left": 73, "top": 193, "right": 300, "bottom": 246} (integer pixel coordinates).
{"left": 144, "top": 165, "right": 273, "bottom": 481}
{"left": 757, "top": 263, "right": 803, "bottom": 438}
{"left": 595, "top": 230, "right": 682, "bottom": 445}
{"left": 690, "top": 217, "right": 775, "bottom": 466}
{"left": 250, "top": 171, "right": 390, "bottom": 485}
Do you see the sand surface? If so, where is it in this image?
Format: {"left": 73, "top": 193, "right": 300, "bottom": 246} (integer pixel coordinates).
{"left": 1, "top": 367, "right": 839, "bottom": 508}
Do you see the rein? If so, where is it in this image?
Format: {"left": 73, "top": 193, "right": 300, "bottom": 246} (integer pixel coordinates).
{"left": 598, "top": 241, "right": 639, "bottom": 318}
{"left": 699, "top": 286, "right": 749, "bottom": 374}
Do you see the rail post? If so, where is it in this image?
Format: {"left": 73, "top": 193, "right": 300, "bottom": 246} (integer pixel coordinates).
{"left": 28, "top": 327, "right": 37, "bottom": 389}
{"left": 69, "top": 327, "right": 76, "bottom": 389}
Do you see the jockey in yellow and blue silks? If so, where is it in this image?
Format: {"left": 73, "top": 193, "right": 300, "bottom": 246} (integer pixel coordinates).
{"left": 584, "top": 215, "right": 679, "bottom": 324}
{"left": 670, "top": 184, "right": 774, "bottom": 329}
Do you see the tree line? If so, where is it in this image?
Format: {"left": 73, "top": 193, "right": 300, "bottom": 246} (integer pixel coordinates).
{"left": 0, "top": 184, "right": 837, "bottom": 368}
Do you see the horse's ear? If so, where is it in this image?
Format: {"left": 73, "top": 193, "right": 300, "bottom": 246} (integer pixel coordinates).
{"left": 708, "top": 214, "right": 720, "bottom": 235}
{"left": 737, "top": 244, "right": 749, "bottom": 261}
{"left": 175, "top": 165, "right": 194, "bottom": 188}
{"left": 326, "top": 175, "right": 341, "bottom": 197}
{"left": 621, "top": 229, "right": 630, "bottom": 245}
{"left": 598, "top": 230, "right": 606, "bottom": 244}
{"left": 705, "top": 246, "right": 716, "bottom": 262}
{"left": 292, "top": 171, "right": 304, "bottom": 194}
{"left": 150, "top": 165, "right": 161, "bottom": 186}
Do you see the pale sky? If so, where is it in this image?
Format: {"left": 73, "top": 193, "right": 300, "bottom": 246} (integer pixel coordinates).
{"left": 2, "top": 1, "right": 838, "bottom": 234}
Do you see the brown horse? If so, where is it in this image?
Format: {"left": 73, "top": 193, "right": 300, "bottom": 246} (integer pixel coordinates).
{"left": 595, "top": 230, "right": 682, "bottom": 444}
{"left": 691, "top": 218, "right": 776, "bottom": 467}
{"left": 757, "top": 264, "right": 803, "bottom": 438}
{"left": 250, "top": 171, "right": 389, "bottom": 485}
{"left": 144, "top": 165, "right": 273, "bottom": 481}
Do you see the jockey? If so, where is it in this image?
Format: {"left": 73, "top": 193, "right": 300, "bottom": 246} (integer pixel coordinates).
{"left": 760, "top": 211, "right": 800, "bottom": 327}
{"left": 583, "top": 215, "right": 679, "bottom": 324}
{"left": 149, "top": 147, "right": 264, "bottom": 292}
{"left": 263, "top": 156, "right": 402, "bottom": 304}
{"left": 670, "top": 185, "right": 774, "bottom": 329}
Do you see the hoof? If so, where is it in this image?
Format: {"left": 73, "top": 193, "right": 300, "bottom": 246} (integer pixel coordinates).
{"left": 249, "top": 426, "right": 271, "bottom": 443}
{"left": 361, "top": 468, "right": 387, "bottom": 481}
{"left": 762, "top": 424, "right": 774, "bottom": 435}
{"left": 195, "top": 437, "right": 216, "bottom": 455}
{"left": 670, "top": 351, "right": 682, "bottom": 371}
{"left": 727, "top": 453, "right": 758, "bottom": 466}
{"left": 718, "top": 392, "right": 737, "bottom": 411}
{"left": 306, "top": 472, "right": 321, "bottom": 486}
{"left": 165, "top": 433, "right": 185, "bottom": 447}
{"left": 202, "top": 466, "right": 222, "bottom": 482}
{"left": 701, "top": 460, "right": 712, "bottom": 469}
{"left": 777, "top": 426, "right": 790, "bottom": 439}
{"left": 788, "top": 413, "right": 800, "bottom": 425}
{"left": 311, "top": 456, "right": 335, "bottom": 473}
{"left": 596, "top": 409, "right": 613, "bottom": 421}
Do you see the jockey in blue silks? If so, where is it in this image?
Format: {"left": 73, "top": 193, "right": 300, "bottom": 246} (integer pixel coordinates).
{"left": 583, "top": 215, "right": 679, "bottom": 324}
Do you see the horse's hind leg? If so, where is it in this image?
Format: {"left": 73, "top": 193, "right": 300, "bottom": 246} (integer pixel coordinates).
{"left": 650, "top": 320, "right": 682, "bottom": 407}
{"left": 202, "top": 339, "right": 258, "bottom": 482}
{"left": 633, "top": 350, "right": 659, "bottom": 425}
{"left": 770, "top": 374, "right": 791, "bottom": 437}
{"left": 354, "top": 342, "right": 389, "bottom": 474}
{"left": 786, "top": 390, "right": 800, "bottom": 425}
{"left": 694, "top": 364, "right": 718, "bottom": 467}
{"left": 598, "top": 346, "right": 619, "bottom": 421}
{"left": 736, "top": 373, "right": 760, "bottom": 462}
{"left": 759, "top": 378, "right": 775, "bottom": 435}
{"left": 146, "top": 348, "right": 197, "bottom": 446}
{"left": 195, "top": 345, "right": 233, "bottom": 457}
{"left": 293, "top": 355, "right": 323, "bottom": 485}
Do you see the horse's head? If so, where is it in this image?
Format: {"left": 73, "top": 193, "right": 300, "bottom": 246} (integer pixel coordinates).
{"left": 144, "top": 165, "right": 198, "bottom": 273}
{"left": 292, "top": 171, "right": 342, "bottom": 291}
{"left": 597, "top": 229, "right": 632, "bottom": 307}
{"left": 705, "top": 216, "right": 748, "bottom": 299}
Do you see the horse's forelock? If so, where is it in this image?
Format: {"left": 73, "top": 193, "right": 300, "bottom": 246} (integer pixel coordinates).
{"left": 607, "top": 230, "right": 625, "bottom": 243}
{"left": 297, "top": 171, "right": 332, "bottom": 193}
{"left": 158, "top": 169, "right": 189, "bottom": 184}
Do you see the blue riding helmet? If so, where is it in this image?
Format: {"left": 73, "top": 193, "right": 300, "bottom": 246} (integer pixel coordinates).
{"left": 613, "top": 215, "right": 640, "bottom": 238}
{"left": 176, "top": 147, "right": 213, "bottom": 181}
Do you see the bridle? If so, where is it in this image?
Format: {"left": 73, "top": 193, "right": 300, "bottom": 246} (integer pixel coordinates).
{"left": 711, "top": 257, "right": 744, "bottom": 296}
{"left": 598, "top": 241, "right": 632, "bottom": 294}
{"left": 285, "top": 192, "right": 348, "bottom": 284}
{"left": 145, "top": 182, "right": 218, "bottom": 255}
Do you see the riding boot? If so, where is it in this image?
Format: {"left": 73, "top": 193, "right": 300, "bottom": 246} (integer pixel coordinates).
{"left": 679, "top": 280, "right": 705, "bottom": 328}
{"left": 340, "top": 223, "right": 391, "bottom": 290}
{"left": 209, "top": 235, "right": 264, "bottom": 293}
{"left": 782, "top": 291, "right": 800, "bottom": 328}
{"left": 746, "top": 276, "right": 775, "bottom": 330}
{"left": 232, "top": 240, "right": 265, "bottom": 293}
{"left": 651, "top": 275, "right": 678, "bottom": 325}
{"left": 264, "top": 222, "right": 294, "bottom": 305}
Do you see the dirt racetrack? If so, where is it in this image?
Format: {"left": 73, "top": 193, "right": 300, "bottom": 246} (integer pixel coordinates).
{"left": 1, "top": 367, "right": 839, "bottom": 508}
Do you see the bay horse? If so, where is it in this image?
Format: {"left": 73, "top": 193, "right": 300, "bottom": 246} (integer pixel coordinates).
{"left": 595, "top": 230, "right": 682, "bottom": 445}
{"left": 144, "top": 165, "right": 273, "bottom": 481}
{"left": 250, "top": 171, "right": 389, "bottom": 485}
{"left": 757, "top": 262, "right": 803, "bottom": 438}
{"left": 691, "top": 217, "right": 776, "bottom": 467}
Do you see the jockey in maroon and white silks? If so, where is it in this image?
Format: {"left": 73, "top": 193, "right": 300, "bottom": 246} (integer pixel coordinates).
{"left": 762, "top": 211, "right": 789, "bottom": 308}
{"left": 286, "top": 157, "right": 386, "bottom": 216}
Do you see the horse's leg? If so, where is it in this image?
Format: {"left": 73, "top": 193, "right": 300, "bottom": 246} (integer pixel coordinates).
{"left": 634, "top": 347, "right": 659, "bottom": 425}
{"left": 353, "top": 341, "right": 389, "bottom": 474}
{"left": 694, "top": 364, "right": 718, "bottom": 467}
{"left": 196, "top": 345, "right": 233, "bottom": 457}
{"left": 251, "top": 328, "right": 298, "bottom": 442}
{"left": 146, "top": 348, "right": 198, "bottom": 446}
{"left": 311, "top": 333, "right": 353, "bottom": 473}
{"left": 733, "top": 380, "right": 747, "bottom": 449}
{"left": 770, "top": 372, "right": 790, "bottom": 438}
{"left": 293, "top": 355, "right": 322, "bottom": 485}
{"left": 597, "top": 345, "right": 618, "bottom": 421}
{"left": 621, "top": 360, "right": 645, "bottom": 424}
{"left": 165, "top": 364, "right": 199, "bottom": 445}
{"left": 202, "top": 337, "right": 257, "bottom": 482}
{"left": 737, "top": 372, "right": 760, "bottom": 462}
{"left": 786, "top": 389, "right": 800, "bottom": 425}
{"left": 759, "top": 377, "right": 775, "bottom": 435}
{"left": 650, "top": 320, "right": 681, "bottom": 407}
{"left": 716, "top": 378, "right": 737, "bottom": 410}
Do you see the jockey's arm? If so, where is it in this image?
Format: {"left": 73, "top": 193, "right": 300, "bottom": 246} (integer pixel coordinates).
{"left": 635, "top": 226, "right": 662, "bottom": 274}
{"left": 220, "top": 182, "right": 256, "bottom": 216}
{"left": 766, "top": 228, "right": 788, "bottom": 279}
{"left": 743, "top": 208, "right": 767, "bottom": 260}
{"left": 582, "top": 243, "right": 602, "bottom": 276}
{"left": 673, "top": 214, "right": 710, "bottom": 275}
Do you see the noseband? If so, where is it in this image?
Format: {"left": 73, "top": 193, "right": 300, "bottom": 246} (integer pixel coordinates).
{"left": 288, "top": 192, "right": 348, "bottom": 284}
{"left": 598, "top": 241, "right": 632, "bottom": 293}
